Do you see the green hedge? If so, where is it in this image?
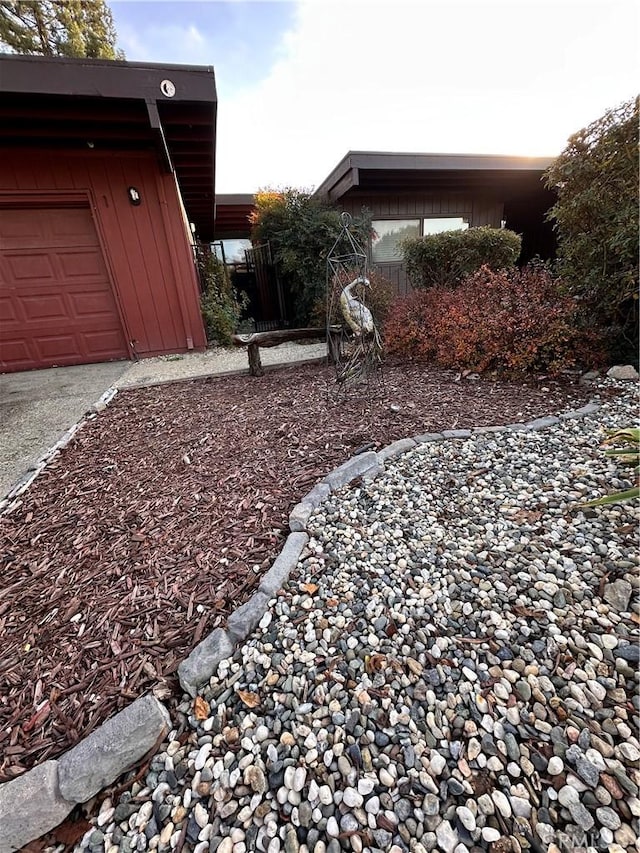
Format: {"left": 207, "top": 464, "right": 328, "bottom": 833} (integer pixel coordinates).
{"left": 401, "top": 226, "right": 522, "bottom": 290}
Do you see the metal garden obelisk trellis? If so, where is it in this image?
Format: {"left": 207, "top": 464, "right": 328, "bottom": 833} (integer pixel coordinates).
{"left": 326, "top": 212, "right": 383, "bottom": 393}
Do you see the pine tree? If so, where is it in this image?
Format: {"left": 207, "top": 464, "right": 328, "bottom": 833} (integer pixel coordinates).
{"left": 0, "top": 0, "right": 124, "bottom": 59}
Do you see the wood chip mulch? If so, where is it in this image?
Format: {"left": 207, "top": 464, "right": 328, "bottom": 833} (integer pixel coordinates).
{"left": 0, "top": 360, "right": 596, "bottom": 780}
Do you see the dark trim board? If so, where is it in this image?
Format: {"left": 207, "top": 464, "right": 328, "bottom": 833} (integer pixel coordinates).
{"left": 0, "top": 53, "right": 216, "bottom": 101}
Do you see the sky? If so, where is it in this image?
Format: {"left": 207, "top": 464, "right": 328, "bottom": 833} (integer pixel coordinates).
{"left": 110, "top": 0, "right": 639, "bottom": 194}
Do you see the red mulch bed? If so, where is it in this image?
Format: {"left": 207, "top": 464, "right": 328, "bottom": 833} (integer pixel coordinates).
{"left": 0, "top": 361, "right": 594, "bottom": 780}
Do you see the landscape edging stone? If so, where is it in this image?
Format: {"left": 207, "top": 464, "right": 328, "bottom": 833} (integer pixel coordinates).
{"left": 57, "top": 695, "right": 171, "bottom": 803}
{"left": 559, "top": 402, "right": 600, "bottom": 420}
{"left": 376, "top": 438, "right": 417, "bottom": 462}
{"left": 177, "top": 628, "right": 235, "bottom": 698}
{"left": 414, "top": 432, "right": 445, "bottom": 443}
{"left": 0, "top": 760, "right": 74, "bottom": 853}
{"left": 259, "top": 532, "right": 309, "bottom": 598}
{"left": 226, "top": 591, "right": 271, "bottom": 643}
{"left": 0, "top": 697, "right": 169, "bottom": 853}
{"left": 322, "top": 450, "right": 380, "bottom": 491}
{"left": 442, "top": 428, "right": 472, "bottom": 439}
{"left": 289, "top": 501, "right": 314, "bottom": 532}
{"left": 526, "top": 415, "right": 561, "bottom": 431}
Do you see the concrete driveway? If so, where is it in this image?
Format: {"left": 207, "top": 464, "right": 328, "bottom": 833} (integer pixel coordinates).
{"left": 0, "top": 361, "right": 129, "bottom": 498}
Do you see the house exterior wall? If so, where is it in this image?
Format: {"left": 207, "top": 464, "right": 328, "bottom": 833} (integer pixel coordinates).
{"left": 1, "top": 149, "right": 206, "bottom": 359}
{"left": 337, "top": 191, "right": 504, "bottom": 296}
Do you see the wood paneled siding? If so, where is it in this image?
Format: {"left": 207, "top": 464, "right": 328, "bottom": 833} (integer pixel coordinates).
{"left": 338, "top": 192, "right": 504, "bottom": 295}
{"left": 1, "top": 149, "right": 206, "bottom": 358}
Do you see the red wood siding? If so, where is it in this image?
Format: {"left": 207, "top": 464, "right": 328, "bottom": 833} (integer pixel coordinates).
{"left": 0, "top": 150, "right": 206, "bottom": 363}
{"left": 339, "top": 192, "right": 504, "bottom": 296}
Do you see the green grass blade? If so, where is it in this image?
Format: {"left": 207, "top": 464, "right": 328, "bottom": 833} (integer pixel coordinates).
{"left": 604, "top": 427, "right": 640, "bottom": 442}
{"left": 583, "top": 486, "right": 640, "bottom": 506}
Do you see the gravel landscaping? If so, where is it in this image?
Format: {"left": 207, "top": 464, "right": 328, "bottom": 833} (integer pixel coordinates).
{"left": 55, "top": 377, "right": 639, "bottom": 853}
{"left": 0, "top": 362, "right": 598, "bottom": 782}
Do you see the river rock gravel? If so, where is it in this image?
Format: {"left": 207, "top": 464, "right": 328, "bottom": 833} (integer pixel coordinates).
{"left": 72, "top": 381, "right": 639, "bottom": 853}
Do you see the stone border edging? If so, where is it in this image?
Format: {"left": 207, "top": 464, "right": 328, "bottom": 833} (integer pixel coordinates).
{"left": 0, "top": 397, "right": 603, "bottom": 851}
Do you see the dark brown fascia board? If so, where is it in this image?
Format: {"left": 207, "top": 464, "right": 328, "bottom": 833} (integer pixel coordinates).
{"left": 315, "top": 150, "right": 554, "bottom": 200}
{"left": 314, "top": 151, "right": 358, "bottom": 201}
{"left": 215, "top": 194, "right": 255, "bottom": 205}
{"left": 327, "top": 167, "right": 359, "bottom": 203}
{"left": 347, "top": 151, "right": 553, "bottom": 171}
{"left": 0, "top": 53, "right": 217, "bottom": 104}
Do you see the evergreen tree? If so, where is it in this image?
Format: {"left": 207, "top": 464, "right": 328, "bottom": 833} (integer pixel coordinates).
{"left": 0, "top": 0, "right": 124, "bottom": 59}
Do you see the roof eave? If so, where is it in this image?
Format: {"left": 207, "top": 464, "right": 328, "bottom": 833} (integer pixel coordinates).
{"left": 314, "top": 150, "right": 555, "bottom": 201}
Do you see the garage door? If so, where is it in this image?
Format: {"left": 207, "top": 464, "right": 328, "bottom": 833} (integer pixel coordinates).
{"left": 0, "top": 204, "right": 129, "bottom": 372}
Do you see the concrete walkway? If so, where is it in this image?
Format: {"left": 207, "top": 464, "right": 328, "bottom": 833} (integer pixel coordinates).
{"left": 116, "top": 340, "right": 326, "bottom": 388}
{"left": 0, "top": 342, "right": 327, "bottom": 499}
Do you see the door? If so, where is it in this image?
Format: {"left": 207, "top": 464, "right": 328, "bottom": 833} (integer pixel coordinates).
{"left": 0, "top": 203, "right": 129, "bottom": 372}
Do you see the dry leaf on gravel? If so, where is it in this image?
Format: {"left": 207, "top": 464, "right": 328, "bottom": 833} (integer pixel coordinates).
{"left": 365, "top": 654, "right": 386, "bottom": 674}
{"left": 237, "top": 690, "right": 260, "bottom": 708}
{"left": 193, "top": 697, "right": 210, "bottom": 720}
{"left": 300, "top": 582, "right": 319, "bottom": 594}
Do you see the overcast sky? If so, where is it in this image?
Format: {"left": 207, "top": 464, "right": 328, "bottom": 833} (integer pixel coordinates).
{"left": 110, "top": 0, "right": 639, "bottom": 194}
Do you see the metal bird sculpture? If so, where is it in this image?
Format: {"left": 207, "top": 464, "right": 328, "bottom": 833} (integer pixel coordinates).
{"left": 340, "top": 276, "right": 375, "bottom": 335}
{"left": 326, "top": 212, "right": 384, "bottom": 394}
{"left": 335, "top": 274, "right": 383, "bottom": 386}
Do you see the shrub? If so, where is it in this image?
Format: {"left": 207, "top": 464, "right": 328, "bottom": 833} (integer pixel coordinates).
{"left": 381, "top": 289, "right": 439, "bottom": 362}
{"left": 311, "top": 269, "right": 395, "bottom": 330}
{"left": 401, "top": 226, "right": 522, "bottom": 290}
{"left": 545, "top": 97, "right": 639, "bottom": 362}
{"left": 250, "top": 189, "right": 371, "bottom": 325}
{"left": 197, "top": 245, "right": 248, "bottom": 346}
{"left": 384, "top": 263, "right": 602, "bottom": 376}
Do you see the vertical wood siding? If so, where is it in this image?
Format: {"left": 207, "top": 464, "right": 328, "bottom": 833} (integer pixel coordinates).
{"left": 339, "top": 192, "right": 504, "bottom": 296}
{"left": 1, "top": 149, "right": 206, "bottom": 357}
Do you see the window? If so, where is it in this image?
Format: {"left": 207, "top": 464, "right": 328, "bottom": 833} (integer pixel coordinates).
{"left": 213, "top": 238, "right": 252, "bottom": 265}
{"left": 423, "top": 217, "right": 469, "bottom": 235}
{"left": 371, "top": 217, "right": 469, "bottom": 263}
{"left": 371, "top": 219, "right": 420, "bottom": 263}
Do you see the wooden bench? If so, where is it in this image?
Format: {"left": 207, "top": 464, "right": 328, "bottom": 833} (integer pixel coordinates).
{"left": 232, "top": 326, "right": 342, "bottom": 376}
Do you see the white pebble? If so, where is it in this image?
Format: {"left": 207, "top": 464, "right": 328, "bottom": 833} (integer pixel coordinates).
{"left": 548, "top": 756, "right": 564, "bottom": 775}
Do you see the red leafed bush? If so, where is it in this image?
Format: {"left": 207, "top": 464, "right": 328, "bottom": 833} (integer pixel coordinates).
{"left": 384, "top": 263, "right": 603, "bottom": 375}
